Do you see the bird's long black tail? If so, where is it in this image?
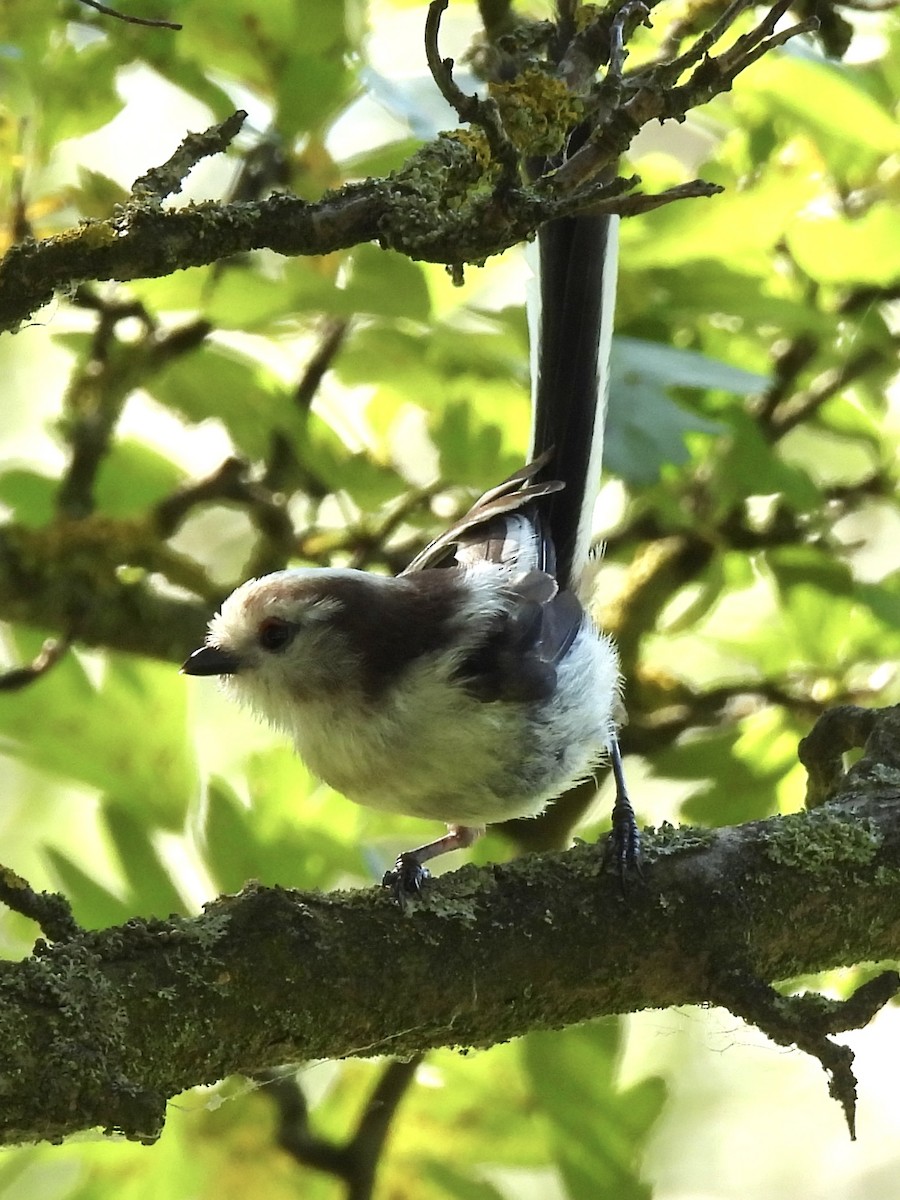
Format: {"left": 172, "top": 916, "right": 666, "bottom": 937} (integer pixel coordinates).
{"left": 528, "top": 205, "right": 641, "bottom": 882}
{"left": 528, "top": 212, "right": 619, "bottom": 594}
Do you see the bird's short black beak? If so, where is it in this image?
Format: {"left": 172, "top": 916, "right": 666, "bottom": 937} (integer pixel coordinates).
{"left": 181, "top": 645, "right": 241, "bottom": 676}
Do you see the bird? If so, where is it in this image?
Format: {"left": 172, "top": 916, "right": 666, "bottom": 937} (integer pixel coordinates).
{"left": 182, "top": 204, "right": 640, "bottom": 904}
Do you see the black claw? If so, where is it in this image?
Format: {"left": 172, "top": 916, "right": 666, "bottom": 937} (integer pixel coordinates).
{"left": 605, "top": 795, "right": 643, "bottom": 888}
{"left": 605, "top": 733, "right": 643, "bottom": 891}
{"left": 382, "top": 853, "right": 430, "bottom": 908}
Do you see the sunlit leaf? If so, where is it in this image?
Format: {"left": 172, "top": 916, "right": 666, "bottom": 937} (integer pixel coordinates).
{"left": 102, "top": 800, "right": 188, "bottom": 917}
{"left": 0, "top": 469, "right": 56, "bottom": 527}
{"left": 523, "top": 1023, "right": 665, "bottom": 1200}
{"left": 43, "top": 847, "right": 133, "bottom": 931}
{"left": 0, "top": 643, "right": 195, "bottom": 829}
{"left": 745, "top": 51, "right": 899, "bottom": 180}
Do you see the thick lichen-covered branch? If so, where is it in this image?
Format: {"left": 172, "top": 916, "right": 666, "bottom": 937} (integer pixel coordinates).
{"left": 0, "top": 521, "right": 211, "bottom": 661}
{"left": 0, "top": 0, "right": 813, "bottom": 332}
{"left": 1, "top": 705, "right": 899, "bottom": 1147}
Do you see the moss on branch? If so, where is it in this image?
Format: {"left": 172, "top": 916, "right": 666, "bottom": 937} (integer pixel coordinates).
{"left": 1, "top": 705, "right": 900, "bottom": 1145}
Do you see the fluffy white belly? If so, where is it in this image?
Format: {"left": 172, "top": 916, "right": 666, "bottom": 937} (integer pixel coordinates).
{"left": 289, "top": 623, "right": 619, "bottom": 827}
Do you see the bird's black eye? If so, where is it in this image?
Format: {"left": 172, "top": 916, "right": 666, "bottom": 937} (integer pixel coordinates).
{"left": 257, "top": 617, "right": 295, "bottom": 652}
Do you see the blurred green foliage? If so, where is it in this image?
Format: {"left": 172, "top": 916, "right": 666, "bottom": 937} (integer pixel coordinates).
{"left": 0, "top": 0, "right": 898, "bottom": 1196}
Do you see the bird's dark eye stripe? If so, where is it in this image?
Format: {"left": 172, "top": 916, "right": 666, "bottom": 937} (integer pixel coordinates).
{"left": 257, "top": 617, "right": 296, "bottom": 652}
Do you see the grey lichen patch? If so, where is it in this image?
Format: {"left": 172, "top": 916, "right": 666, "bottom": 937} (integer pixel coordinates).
{"left": 762, "top": 810, "right": 883, "bottom": 873}
{"left": 862, "top": 762, "right": 900, "bottom": 788}
{"left": 410, "top": 891, "right": 480, "bottom": 926}
{"left": 872, "top": 864, "right": 900, "bottom": 888}
{"left": 640, "top": 821, "right": 717, "bottom": 861}
{"left": 6, "top": 940, "right": 167, "bottom": 1142}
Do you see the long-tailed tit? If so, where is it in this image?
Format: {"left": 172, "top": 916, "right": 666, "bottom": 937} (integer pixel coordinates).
{"left": 183, "top": 206, "right": 640, "bottom": 902}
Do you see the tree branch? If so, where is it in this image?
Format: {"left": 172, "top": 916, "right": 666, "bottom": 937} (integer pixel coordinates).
{"left": 0, "top": 0, "right": 813, "bottom": 333}
{"left": 0, "top": 522, "right": 211, "bottom": 660}
{"left": 2, "top": 705, "right": 900, "bottom": 1146}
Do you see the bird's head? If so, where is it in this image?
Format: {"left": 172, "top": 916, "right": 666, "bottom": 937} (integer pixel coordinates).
{"left": 182, "top": 569, "right": 371, "bottom": 731}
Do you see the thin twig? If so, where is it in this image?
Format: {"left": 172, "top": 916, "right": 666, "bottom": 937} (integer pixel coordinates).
{"left": 154, "top": 456, "right": 295, "bottom": 561}
{"left": 0, "top": 863, "right": 81, "bottom": 942}
{"left": 0, "top": 637, "right": 71, "bottom": 692}
{"left": 76, "top": 0, "right": 182, "bottom": 29}
{"left": 130, "top": 110, "right": 247, "bottom": 203}
{"left": 295, "top": 318, "right": 350, "bottom": 410}
{"left": 346, "top": 1056, "right": 423, "bottom": 1200}
{"left": 56, "top": 305, "right": 209, "bottom": 520}
{"left": 650, "top": 0, "right": 755, "bottom": 85}
{"left": 424, "top": 0, "right": 519, "bottom": 177}
{"left": 610, "top": 0, "right": 649, "bottom": 80}
{"left": 348, "top": 483, "right": 445, "bottom": 570}
{"left": 552, "top": 1, "right": 817, "bottom": 192}
{"left": 770, "top": 344, "right": 892, "bottom": 437}
{"left": 264, "top": 1056, "right": 422, "bottom": 1200}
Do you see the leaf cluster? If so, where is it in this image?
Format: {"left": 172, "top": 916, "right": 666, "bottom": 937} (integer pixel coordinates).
{"left": 0, "top": 0, "right": 898, "bottom": 1195}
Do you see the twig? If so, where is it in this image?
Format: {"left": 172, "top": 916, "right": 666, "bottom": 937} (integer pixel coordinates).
{"left": 589, "top": 176, "right": 723, "bottom": 214}
{"left": 609, "top": 0, "right": 650, "bottom": 82}
{"left": 798, "top": 705, "right": 879, "bottom": 808}
{"left": 0, "top": 864, "right": 81, "bottom": 942}
{"left": 754, "top": 333, "right": 819, "bottom": 424}
{"left": 712, "top": 969, "right": 900, "bottom": 1139}
{"left": 154, "top": 457, "right": 293, "bottom": 546}
{"left": 552, "top": 1, "right": 818, "bottom": 192}
{"left": 0, "top": 637, "right": 71, "bottom": 692}
{"left": 56, "top": 304, "right": 210, "bottom": 519}
{"left": 130, "top": 110, "right": 248, "bottom": 203}
{"left": 295, "top": 318, "right": 350, "bottom": 410}
{"left": 348, "top": 482, "right": 445, "bottom": 570}
{"left": 76, "top": 0, "right": 182, "bottom": 29}
{"left": 651, "top": 0, "right": 756, "bottom": 85}
{"left": 346, "top": 1056, "right": 423, "bottom": 1200}
{"left": 265, "top": 1056, "right": 423, "bottom": 1200}
{"left": 768, "top": 344, "right": 894, "bottom": 437}
{"left": 265, "top": 1071, "right": 348, "bottom": 1175}
{"left": 424, "top": 0, "right": 518, "bottom": 178}
{"left": 258, "top": 318, "right": 351, "bottom": 495}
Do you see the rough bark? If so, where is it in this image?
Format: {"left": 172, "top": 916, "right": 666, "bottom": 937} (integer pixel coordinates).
{"left": 1, "top": 706, "right": 898, "bottom": 1146}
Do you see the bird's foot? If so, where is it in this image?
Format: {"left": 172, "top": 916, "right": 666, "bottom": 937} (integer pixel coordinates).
{"left": 382, "top": 853, "right": 431, "bottom": 909}
{"left": 604, "top": 792, "right": 643, "bottom": 890}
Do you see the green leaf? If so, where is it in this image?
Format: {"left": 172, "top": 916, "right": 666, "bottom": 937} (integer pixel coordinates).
{"left": 711, "top": 412, "right": 820, "bottom": 511}
{"left": 276, "top": 55, "right": 351, "bottom": 136}
{"left": 655, "top": 710, "right": 805, "bottom": 827}
{"left": 35, "top": 39, "right": 123, "bottom": 152}
{"left": 423, "top": 1164, "right": 507, "bottom": 1200}
{"left": 0, "top": 644, "right": 195, "bottom": 829}
{"left": 43, "top": 848, "right": 133, "bottom": 931}
{"left": 94, "top": 439, "right": 186, "bottom": 518}
{"left": 621, "top": 168, "right": 821, "bottom": 273}
{"left": 103, "top": 800, "right": 188, "bottom": 918}
{"left": 199, "top": 750, "right": 367, "bottom": 893}
{"left": 746, "top": 52, "right": 899, "bottom": 181}
{"left": 334, "top": 246, "right": 432, "bottom": 322}
{"left": 339, "top": 136, "right": 422, "bottom": 179}
{"left": 607, "top": 341, "right": 727, "bottom": 485}
{"left": 620, "top": 263, "right": 833, "bottom": 338}
{"left": 615, "top": 337, "right": 768, "bottom": 395}
{"left": 202, "top": 777, "right": 266, "bottom": 894}
{"left": 787, "top": 204, "right": 900, "bottom": 287}
{"left": 523, "top": 1023, "right": 665, "bottom": 1200}
{"left": 767, "top": 547, "right": 900, "bottom": 668}
{"left": 0, "top": 469, "right": 56, "bottom": 527}
{"left": 150, "top": 343, "right": 300, "bottom": 461}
